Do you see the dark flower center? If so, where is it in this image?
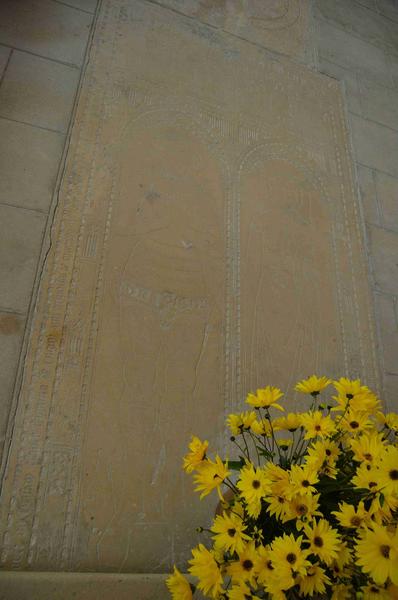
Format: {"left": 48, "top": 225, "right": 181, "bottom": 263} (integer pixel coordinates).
{"left": 302, "top": 480, "right": 310, "bottom": 487}
{"left": 350, "top": 421, "right": 359, "bottom": 429}
{"left": 350, "top": 516, "right": 362, "bottom": 527}
{"left": 346, "top": 393, "right": 354, "bottom": 399}
{"left": 227, "top": 528, "right": 236, "bottom": 538}
{"left": 369, "top": 481, "right": 377, "bottom": 488}
{"left": 314, "top": 425, "right": 321, "bottom": 431}
{"left": 389, "top": 469, "right": 398, "bottom": 481}
{"left": 278, "top": 496, "right": 284, "bottom": 504}
{"left": 242, "top": 559, "right": 253, "bottom": 571}
{"left": 266, "top": 560, "right": 274, "bottom": 571}
{"left": 314, "top": 536, "right": 324, "bottom": 547}
{"left": 286, "top": 553, "right": 297, "bottom": 564}
{"left": 325, "top": 449, "right": 331, "bottom": 456}
{"left": 370, "top": 587, "right": 380, "bottom": 593}
{"left": 252, "top": 480, "right": 261, "bottom": 489}
{"left": 380, "top": 545, "right": 390, "bottom": 559}
{"left": 297, "top": 504, "right": 307, "bottom": 515}
{"left": 364, "top": 453, "right": 372, "bottom": 461}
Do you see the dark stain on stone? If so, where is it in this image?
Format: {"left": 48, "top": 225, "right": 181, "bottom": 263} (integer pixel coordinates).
{"left": 0, "top": 313, "right": 23, "bottom": 336}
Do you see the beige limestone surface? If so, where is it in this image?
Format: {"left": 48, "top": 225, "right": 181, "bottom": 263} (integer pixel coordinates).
{"left": 0, "top": 0, "right": 378, "bottom": 579}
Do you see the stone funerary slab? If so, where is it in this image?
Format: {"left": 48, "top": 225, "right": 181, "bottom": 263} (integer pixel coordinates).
{"left": 0, "top": 0, "right": 378, "bottom": 575}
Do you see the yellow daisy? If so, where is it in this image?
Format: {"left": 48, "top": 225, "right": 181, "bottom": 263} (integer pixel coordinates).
{"left": 350, "top": 431, "right": 386, "bottom": 465}
{"left": 193, "top": 455, "right": 230, "bottom": 500}
{"left": 250, "top": 419, "right": 272, "bottom": 436}
{"left": 272, "top": 413, "right": 302, "bottom": 432}
{"left": 303, "top": 518, "right": 341, "bottom": 565}
{"left": 355, "top": 522, "right": 398, "bottom": 585}
{"left": 300, "top": 411, "right": 336, "bottom": 439}
{"left": 331, "top": 583, "right": 354, "bottom": 600}
{"left": 338, "top": 409, "right": 372, "bottom": 435}
{"left": 227, "top": 411, "right": 257, "bottom": 436}
{"left": 183, "top": 436, "right": 209, "bottom": 473}
{"left": 295, "top": 375, "right": 332, "bottom": 396}
{"left": 166, "top": 566, "right": 193, "bottom": 600}
{"left": 237, "top": 464, "right": 270, "bottom": 518}
{"left": 227, "top": 541, "right": 259, "bottom": 586}
{"left": 211, "top": 510, "right": 251, "bottom": 555}
{"left": 377, "top": 411, "right": 398, "bottom": 431}
{"left": 378, "top": 446, "right": 398, "bottom": 495}
{"left": 284, "top": 493, "right": 322, "bottom": 528}
{"left": 333, "top": 377, "right": 369, "bottom": 399}
{"left": 352, "top": 463, "right": 384, "bottom": 494}
{"left": 269, "top": 533, "right": 310, "bottom": 582}
{"left": 289, "top": 464, "right": 319, "bottom": 497}
{"left": 246, "top": 386, "right": 284, "bottom": 411}
{"left": 297, "top": 563, "right": 331, "bottom": 596}
{"left": 188, "top": 544, "right": 224, "bottom": 598}
{"left": 332, "top": 501, "right": 371, "bottom": 529}
{"left": 360, "top": 583, "right": 391, "bottom": 599}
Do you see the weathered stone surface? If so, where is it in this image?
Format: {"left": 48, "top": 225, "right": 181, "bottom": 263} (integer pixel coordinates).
{"left": 0, "top": 572, "right": 170, "bottom": 600}
{"left": 374, "top": 293, "right": 398, "bottom": 374}
{"left": 0, "top": 0, "right": 93, "bottom": 66}
{"left": 358, "top": 78, "right": 398, "bottom": 131}
{"left": 0, "top": 119, "right": 65, "bottom": 212}
{"left": 0, "top": 51, "right": 80, "bottom": 133}
{"left": 317, "top": 19, "right": 391, "bottom": 86}
{"left": 356, "top": 164, "right": 380, "bottom": 225}
{"left": 375, "top": 170, "right": 398, "bottom": 231}
{"left": 0, "top": 312, "right": 25, "bottom": 459}
{"left": 368, "top": 224, "right": 398, "bottom": 295}
{"left": 318, "top": 58, "right": 362, "bottom": 114}
{"left": 0, "top": 0, "right": 378, "bottom": 575}
{"left": 0, "top": 47, "right": 10, "bottom": 78}
{"left": 149, "top": 0, "right": 314, "bottom": 62}
{"left": 351, "top": 114, "right": 398, "bottom": 178}
{"left": 0, "top": 204, "right": 46, "bottom": 313}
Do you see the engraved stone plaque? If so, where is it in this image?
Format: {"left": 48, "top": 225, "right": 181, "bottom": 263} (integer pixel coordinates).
{"left": 0, "top": 0, "right": 378, "bottom": 574}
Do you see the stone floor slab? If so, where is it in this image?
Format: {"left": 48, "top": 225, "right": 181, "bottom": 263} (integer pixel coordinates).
{"left": 358, "top": 77, "right": 398, "bottom": 131}
{"left": 316, "top": 0, "right": 398, "bottom": 57}
{"left": 0, "top": 118, "right": 65, "bottom": 212}
{"left": 357, "top": 164, "right": 380, "bottom": 225}
{"left": 0, "top": 46, "right": 10, "bottom": 79}
{"left": 351, "top": 114, "right": 398, "bottom": 178}
{"left": 0, "top": 0, "right": 379, "bottom": 575}
{"left": 318, "top": 58, "right": 362, "bottom": 114}
{"left": 0, "top": 204, "right": 46, "bottom": 313}
{"left": 0, "top": 312, "right": 25, "bottom": 459}
{"left": 0, "top": 0, "right": 93, "bottom": 67}
{"left": 368, "top": 224, "right": 398, "bottom": 295}
{"left": 0, "top": 572, "right": 171, "bottom": 600}
{"left": 376, "top": 0, "right": 398, "bottom": 23}
{"left": 57, "top": 0, "right": 98, "bottom": 14}
{"left": 0, "top": 50, "right": 80, "bottom": 133}
{"left": 374, "top": 292, "right": 398, "bottom": 375}
{"left": 375, "top": 170, "right": 398, "bottom": 230}
{"left": 318, "top": 19, "right": 391, "bottom": 86}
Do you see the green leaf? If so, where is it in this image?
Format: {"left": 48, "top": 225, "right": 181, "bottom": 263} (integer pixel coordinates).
{"left": 228, "top": 460, "right": 244, "bottom": 471}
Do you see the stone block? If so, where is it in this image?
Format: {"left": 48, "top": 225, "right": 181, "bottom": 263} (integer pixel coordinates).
{"left": 356, "top": 164, "right": 380, "bottom": 225}
{"left": 0, "top": 46, "right": 10, "bottom": 79}
{"left": 356, "top": 0, "right": 377, "bottom": 9}
{"left": 375, "top": 170, "right": 398, "bottom": 231}
{"left": 374, "top": 293, "right": 398, "bottom": 374}
{"left": 0, "top": 51, "right": 80, "bottom": 133}
{"left": 316, "top": 0, "right": 398, "bottom": 56}
{"left": 351, "top": 114, "right": 398, "bottom": 178}
{"left": 317, "top": 19, "right": 391, "bottom": 86}
{"left": 0, "top": 0, "right": 93, "bottom": 66}
{"left": 318, "top": 58, "right": 362, "bottom": 114}
{"left": 0, "top": 119, "right": 64, "bottom": 212}
{"left": 368, "top": 224, "right": 398, "bottom": 295}
{"left": 0, "top": 312, "right": 25, "bottom": 459}
{"left": 358, "top": 78, "right": 398, "bottom": 130}
{"left": 382, "top": 372, "right": 398, "bottom": 411}
{"left": 0, "top": 204, "right": 46, "bottom": 313}
{"left": 0, "top": 572, "right": 171, "bottom": 600}
{"left": 0, "top": 0, "right": 379, "bottom": 574}
{"left": 376, "top": 0, "right": 398, "bottom": 23}
{"left": 61, "top": 0, "right": 98, "bottom": 13}
{"left": 149, "top": 0, "right": 313, "bottom": 61}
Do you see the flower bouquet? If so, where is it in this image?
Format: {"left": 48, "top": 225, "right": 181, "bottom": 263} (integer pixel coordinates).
{"left": 166, "top": 376, "right": 398, "bottom": 599}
